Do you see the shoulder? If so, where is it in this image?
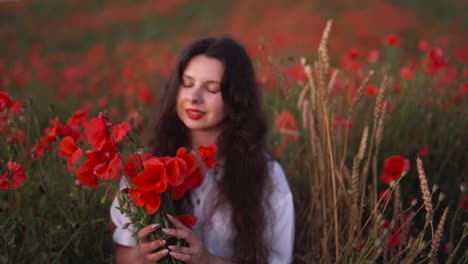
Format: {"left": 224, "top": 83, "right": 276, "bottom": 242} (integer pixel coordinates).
{"left": 266, "top": 159, "right": 292, "bottom": 195}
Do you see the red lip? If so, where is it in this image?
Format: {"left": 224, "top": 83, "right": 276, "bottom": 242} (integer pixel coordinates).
{"left": 186, "top": 109, "right": 205, "bottom": 120}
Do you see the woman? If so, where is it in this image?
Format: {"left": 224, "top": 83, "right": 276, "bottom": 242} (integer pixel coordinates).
{"left": 111, "top": 37, "right": 294, "bottom": 264}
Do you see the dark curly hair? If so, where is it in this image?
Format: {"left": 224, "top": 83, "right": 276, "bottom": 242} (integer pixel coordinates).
{"left": 149, "top": 37, "right": 271, "bottom": 263}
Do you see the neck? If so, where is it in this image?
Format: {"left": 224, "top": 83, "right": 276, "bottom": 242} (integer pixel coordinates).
{"left": 190, "top": 128, "right": 222, "bottom": 149}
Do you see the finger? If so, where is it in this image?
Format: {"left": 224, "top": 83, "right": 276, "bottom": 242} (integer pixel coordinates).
{"left": 146, "top": 249, "right": 169, "bottom": 262}
{"left": 162, "top": 228, "right": 191, "bottom": 240}
{"left": 139, "top": 239, "right": 166, "bottom": 255}
{"left": 137, "top": 224, "right": 159, "bottom": 243}
{"left": 169, "top": 251, "right": 191, "bottom": 262}
{"left": 168, "top": 245, "right": 196, "bottom": 255}
{"left": 167, "top": 214, "right": 190, "bottom": 231}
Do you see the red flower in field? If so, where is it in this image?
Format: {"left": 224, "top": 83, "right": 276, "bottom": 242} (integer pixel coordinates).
{"left": 75, "top": 151, "right": 106, "bottom": 188}
{"left": 93, "top": 153, "right": 123, "bottom": 180}
{"left": 0, "top": 161, "right": 26, "bottom": 190}
{"left": 84, "top": 113, "right": 109, "bottom": 149}
{"left": 383, "top": 222, "right": 402, "bottom": 248}
{"left": 341, "top": 49, "right": 363, "bottom": 73}
{"left": 364, "top": 84, "right": 378, "bottom": 97}
{"left": 0, "top": 91, "right": 15, "bottom": 111}
{"left": 275, "top": 112, "right": 299, "bottom": 144}
{"left": 393, "top": 83, "right": 401, "bottom": 94}
{"left": 129, "top": 189, "right": 161, "bottom": 214}
{"left": 458, "top": 194, "right": 468, "bottom": 209}
{"left": 452, "top": 83, "right": 468, "bottom": 102}
{"left": 287, "top": 63, "right": 307, "bottom": 83}
{"left": 346, "top": 48, "right": 361, "bottom": 60}
{"left": 7, "top": 130, "right": 27, "bottom": 145}
{"left": 197, "top": 144, "right": 218, "bottom": 169}
{"left": 418, "top": 39, "right": 429, "bottom": 52}
{"left": 59, "top": 136, "right": 83, "bottom": 171}
{"left": 367, "top": 49, "right": 380, "bottom": 64}
{"left": 418, "top": 146, "right": 428, "bottom": 158}
{"left": 32, "top": 137, "right": 54, "bottom": 160}
{"left": 123, "top": 152, "right": 153, "bottom": 179}
{"left": 132, "top": 158, "right": 168, "bottom": 192}
{"left": 379, "top": 189, "right": 392, "bottom": 204}
{"left": 425, "top": 48, "right": 447, "bottom": 74}
{"left": 138, "top": 83, "right": 153, "bottom": 106}
{"left": 66, "top": 103, "right": 91, "bottom": 127}
{"left": 384, "top": 33, "right": 400, "bottom": 48}
{"left": 177, "top": 214, "right": 198, "bottom": 228}
{"left": 400, "top": 66, "right": 414, "bottom": 80}
{"left": 380, "top": 155, "right": 410, "bottom": 185}
{"left": 110, "top": 122, "right": 131, "bottom": 143}
{"left": 332, "top": 116, "right": 353, "bottom": 129}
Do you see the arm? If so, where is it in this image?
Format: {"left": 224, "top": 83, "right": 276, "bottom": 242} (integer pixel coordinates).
{"left": 267, "top": 161, "right": 295, "bottom": 264}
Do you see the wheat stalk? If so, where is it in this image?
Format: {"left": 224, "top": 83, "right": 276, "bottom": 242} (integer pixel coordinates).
{"left": 429, "top": 207, "right": 449, "bottom": 262}
{"left": 416, "top": 157, "right": 434, "bottom": 216}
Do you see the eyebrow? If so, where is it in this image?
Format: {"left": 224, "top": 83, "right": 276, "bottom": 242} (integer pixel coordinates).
{"left": 183, "top": 74, "right": 221, "bottom": 84}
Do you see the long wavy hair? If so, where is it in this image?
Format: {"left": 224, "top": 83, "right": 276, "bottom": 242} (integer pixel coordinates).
{"left": 150, "top": 37, "right": 271, "bottom": 263}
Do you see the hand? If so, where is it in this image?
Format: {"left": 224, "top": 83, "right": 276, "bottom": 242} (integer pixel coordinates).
{"left": 137, "top": 224, "right": 169, "bottom": 263}
{"left": 163, "top": 214, "right": 212, "bottom": 264}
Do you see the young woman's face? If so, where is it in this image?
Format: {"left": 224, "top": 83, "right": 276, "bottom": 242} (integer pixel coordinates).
{"left": 176, "top": 55, "right": 226, "bottom": 133}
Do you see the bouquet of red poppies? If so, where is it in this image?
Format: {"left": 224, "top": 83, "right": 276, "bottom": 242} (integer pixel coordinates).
{"left": 58, "top": 112, "right": 217, "bottom": 263}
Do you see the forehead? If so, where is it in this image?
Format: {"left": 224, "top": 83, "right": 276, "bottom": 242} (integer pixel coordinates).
{"left": 183, "top": 55, "right": 224, "bottom": 81}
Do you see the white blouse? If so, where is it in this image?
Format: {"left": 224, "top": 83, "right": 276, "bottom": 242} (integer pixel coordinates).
{"left": 110, "top": 160, "right": 295, "bottom": 263}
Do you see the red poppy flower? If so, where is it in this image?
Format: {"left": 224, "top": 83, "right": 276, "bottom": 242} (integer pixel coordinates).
{"left": 418, "top": 146, "right": 428, "bottom": 158}
{"left": 32, "top": 137, "right": 54, "bottom": 160}
{"left": 75, "top": 150, "right": 108, "bottom": 188}
{"left": 346, "top": 48, "right": 361, "bottom": 60}
{"left": 170, "top": 168, "right": 202, "bottom": 200}
{"left": 0, "top": 161, "right": 26, "bottom": 190}
{"left": 94, "top": 153, "right": 122, "bottom": 180}
{"left": 418, "top": 39, "right": 429, "bottom": 52}
{"left": 124, "top": 152, "right": 152, "bottom": 179}
{"left": 177, "top": 214, "right": 198, "bottom": 228}
{"left": 129, "top": 189, "right": 161, "bottom": 214}
{"left": 426, "top": 48, "right": 447, "bottom": 74}
{"left": 383, "top": 222, "right": 402, "bottom": 248}
{"left": 7, "top": 130, "right": 27, "bottom": 146}
{"left": 197, "top": 144, "right": 218, "bottom": 169}
{"left": 384, "top": 33, "right": 400, "bottom": 48}
{"left": 287, "top": 63, "right": 307, "bottom": 83}
{"left": 379, "top": 189, "right": 392, "bottom": 204}
{"left": 84, "top": 113, "right": 109, "bottom": 149}
{"left": 400, "top": 66, "right": 414, "bottom": 80}
{"left": 458, "top": 194, "right": 468, "bottom": 209}
{"left": 0, "top": 91, "right": 15, "bottom": 111}
{"left": 176, "top": 147, "right": 198, "bottom": 177}
{"left": 132, "top": 158, "right": 168, "bottom": 192}
{"left": 332, "top": 116, "right": 353, "bottom": 129}
{"left": 59, "top": 136, "right": 83, "bottom": 171}
{"left": 367, "top": 49, "right": 380, "bottom": 64}
{"left": 380, "top": 155, "right": 410, "bottom": 185}
{"left": 364, "top": 84, "right": 378, "bottom": 97}
{"left": 110, "top": 122, "right": 131, "bottom": 143}
{"left": 159, "top": 157, "right": 187, "bottom": 187}
{"left": 275, "top": 112, "right": 299, "bottom": 144}
{"left": 66, "top": 103, "right": 90, "bottom": 127}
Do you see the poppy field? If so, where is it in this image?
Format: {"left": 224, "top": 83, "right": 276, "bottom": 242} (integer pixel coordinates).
{"left": 1, "top": 0, "right": 467, "bottom": 263}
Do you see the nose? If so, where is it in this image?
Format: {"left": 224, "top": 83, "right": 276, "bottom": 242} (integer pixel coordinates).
{"left": 186, "top": 84, "right": 203, "bottom": 104}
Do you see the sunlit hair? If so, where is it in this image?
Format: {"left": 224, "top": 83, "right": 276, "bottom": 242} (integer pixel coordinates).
{"left": 150, "top": 37, "right": 271, "bottom": 263}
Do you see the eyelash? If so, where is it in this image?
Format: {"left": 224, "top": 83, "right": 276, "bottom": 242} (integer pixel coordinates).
{"left": 182, "top": 80, "right": 220, "bottom": 93}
